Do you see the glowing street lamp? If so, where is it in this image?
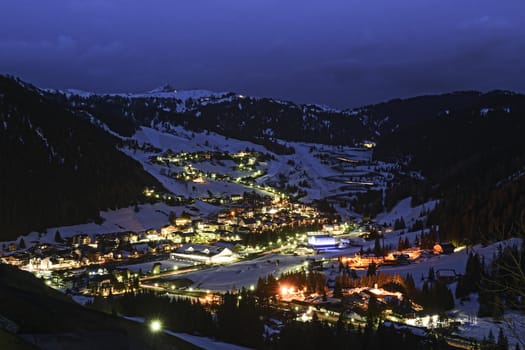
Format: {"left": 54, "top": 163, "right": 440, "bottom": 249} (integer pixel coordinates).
{"left": 149, "top": 319, "right": 162, "bottom": 333}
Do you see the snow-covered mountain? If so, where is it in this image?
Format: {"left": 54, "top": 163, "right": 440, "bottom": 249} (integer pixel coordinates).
{"left": 2, "top": 74, "right": 525, "bottom": 244}
{"left": 46, "top": 84, "right": 371, "bottom": 145}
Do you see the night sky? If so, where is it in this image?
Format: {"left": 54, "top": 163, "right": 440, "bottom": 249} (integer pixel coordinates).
{"left": 1, "top": 0, "right": 524, "bottom": 108}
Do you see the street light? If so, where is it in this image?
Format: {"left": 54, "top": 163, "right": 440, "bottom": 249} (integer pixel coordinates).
{"left": 149, "top": 319, "right": 162, "bottom": 333}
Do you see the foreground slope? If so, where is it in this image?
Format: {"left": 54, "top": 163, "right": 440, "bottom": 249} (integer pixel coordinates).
{"left": 0, "top": 264, "right": 199, "bottom": 350}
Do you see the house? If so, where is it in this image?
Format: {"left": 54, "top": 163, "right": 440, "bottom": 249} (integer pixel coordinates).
{"left": 160, "top": 225, "right": 177, "bottom": 237}
{"left": 7, "top": 243, "right": 17, "bottom": 252}
{"left": 175, "top": 215, "right": 192, "bottom": 227}
{"left": 1, "top": 252, "right": 30, "bottom": 266}
{"left": 88, "top": 274, "right": 119, "bottom": 297}
{"left": 170, "top": 244, "right": 238, "bottom": 264}
{"left": 436, "top": 269, "right": 458, "bottom": 283}
{"left": 307, "top": 233, "right": 337, "bottom": 249}
{"left": 230, "top": 194, "right": 243, "bottom": 202}
{"left": 362, "top": 141, "right": 376, "bottom": 149}
{"left": 433, "top": 242, "right": 455, "bottom": 255}
{"left": 217, "top": 212, "right": 234, "bottom": 225}
{"left": 202, "top": 221, "right": 220, "bottom": 232}
{"left": 239, "top": 217, "right": 258, "bottom": 230}
{"left": 72, "top": 234, "right": 91, "bottom": 246}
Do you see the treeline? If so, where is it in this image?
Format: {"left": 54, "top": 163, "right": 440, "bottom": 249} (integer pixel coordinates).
{"left": 87, "top": 288, "right": 264, "bottom": 348}
{"left": 89, "top": 287, "right": 455, "bottom": 350}
{"left": 88, "top": 291, "right": 213, "bottom": 334}
{"left": 383, "top": 175, "right": 433, "bottom": 212}
{"left": 335, "top": 271, "right": 454, "bottom": 314}
{"left": 276, "top": 317, "right": 448, "bottom": 350}
{"left": 242, "top": 222, "right": 322, "bottom": 247}
{"left": 0, "top": 76, "right": 162, "bottom": 240}
{"left": 50, "top": 88, "right": 372, "bottom": 146}
{"left": 169, "top": 97, "right": 369, "bottom": 146}
{"left": 352, "top": 190, "right": 383, "bottom": 219}
{"left": 456, "top": 242, "right": 525, "bottom": 319}
{"left": 255, "top": 270, "right": 327, "bottom": 307}
{"left": 429, "top": 176, "right": 525, "bottom": 243}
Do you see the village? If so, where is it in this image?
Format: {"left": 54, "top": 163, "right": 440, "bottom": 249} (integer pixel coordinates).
{"left": 0, "top": 186, "right": 325, "bottom": 290}
{"left": 0, "top": 180, "right": 477, "bottom": 348}
{"left": 0, "top": 136, "right": 504, "bottom": 349}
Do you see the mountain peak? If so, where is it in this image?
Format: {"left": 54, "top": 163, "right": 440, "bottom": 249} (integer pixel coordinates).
{"left": 148, "top": 84, "right": 177, "bottom": 94}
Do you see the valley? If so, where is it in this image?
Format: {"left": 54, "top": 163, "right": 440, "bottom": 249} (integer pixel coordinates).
{"left": 0, "top": 77, "right": 524, "bottom": 349}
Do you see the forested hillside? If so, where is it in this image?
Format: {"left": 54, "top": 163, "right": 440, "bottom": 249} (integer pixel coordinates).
{"left": 375, "top": 91, "right": 525, "bottom": 242}
{"left": 0, "top": 76, "right": 162, "bottom": 240}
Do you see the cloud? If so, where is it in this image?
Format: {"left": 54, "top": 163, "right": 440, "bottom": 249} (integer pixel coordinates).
{"left": 1, "top": 0, "right": 524, "bottom": 107}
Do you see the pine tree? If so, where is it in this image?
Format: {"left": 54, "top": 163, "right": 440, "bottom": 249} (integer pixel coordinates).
{"left": 492, "top": 295, "right": 504, "bottom": 320}
{"left": 367, "top": 262, "right": 377, "bottom": 277}
{"left": 497, "top": 328, "right": 508, "bottom": 350}
{"left": 366, "top": 295, "right": 380, "bottom": 326}
{"left": 374, "top": 236, "right": 382, "bottom": 257}
{"left": 428, "top": 267, "right": 435, "bottom": 281}
{"left": 398, "top": 236, "right": 404, "bottom": 251}
{"left": 333, "top": 280, "right": 343, "bottom": 298}
{"left": 488, "top": 329, "right": 496, "bottom": 345}
{"left": 54, "top": 230, "right": 63, "bottom": 243}
{"left": 169, "top": 212, "right": 177, "bottom": 225}
{"left": 455, "top": 277, "right": 466, "bottom": 299}
{"left": 19, "top": 237, "right": 25, "bottom": 249}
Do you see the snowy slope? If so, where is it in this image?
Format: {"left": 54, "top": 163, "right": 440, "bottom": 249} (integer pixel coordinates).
{"left": 375, "top": 197, "right": 439, "bottom": 227}
{"left": 125, "top": 126, "right": 396, "bottom": 209}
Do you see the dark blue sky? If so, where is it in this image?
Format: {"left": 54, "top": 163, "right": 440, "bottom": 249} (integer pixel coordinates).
{"left": 1, "top": 0, "right": 524, "bottom": 108}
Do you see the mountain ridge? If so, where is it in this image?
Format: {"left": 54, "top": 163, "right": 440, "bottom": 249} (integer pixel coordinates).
{"left": 2, "top": 74, "right": 525, "bottom": 244}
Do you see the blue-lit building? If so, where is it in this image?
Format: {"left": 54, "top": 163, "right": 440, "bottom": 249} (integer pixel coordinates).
{"left": 307, "top": 233, "right": 337, "bottom": 249}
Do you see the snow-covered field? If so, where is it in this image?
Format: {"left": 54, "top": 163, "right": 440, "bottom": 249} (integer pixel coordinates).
{"left": 166, "top": 331, "right": 252, "bottom": 350}
{"left": 123, "top": 316, "right": 252, "bottom": 350}
{"left": 165, "top": 253, "right": 306, "bottom": 292}
{"left": 375, "top": 197, "right": 439, "bottom": 228}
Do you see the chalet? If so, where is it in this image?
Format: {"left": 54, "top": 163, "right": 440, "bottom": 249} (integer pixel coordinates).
{"left": 217, "top": 212, "right": 234, "bottom": 225}
{"left": 230, "top": 194, "right": 243, "bottom": 202}
{"left": 201, "top": 221, "right": 220, "bottom": 232}
{"left": 7, "top": 243, "right": 17, "bottom": 252}
{"left": 362, "top": 141, "right": 376, "bottom": 149}
{"left": 392, "top": 253, "right": 410, "bottom": 265}
{"left": 88, "top": 274, "right": 119, "bottom": 297}
{"left": 175, "top": 215, "right": 192, "bottom": 227}
{"left": 239, "top": 217, "right": 258, "bottom": 230}
{"left": 218, "top": 231, "right": 241, "bottom": 242}
{"left": 160, "top": 225, "right": 177, "bottom": 237}
{"left": 198, "top": 230, "right": 218, "bottom": 241}
{"left": 436, "top": 269, "right": 458, "bottom": 284}
{"left": 29, "top": 243, "right": 54, "bottom": 256}
{"left": 72, "top": 234, "right": 91, "bottom": 246}
{"left": 128, "top": 232, "right": 139, "bottom": 243}
{"left": 170, "top": 243, "right": 238, "bottom": 264}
